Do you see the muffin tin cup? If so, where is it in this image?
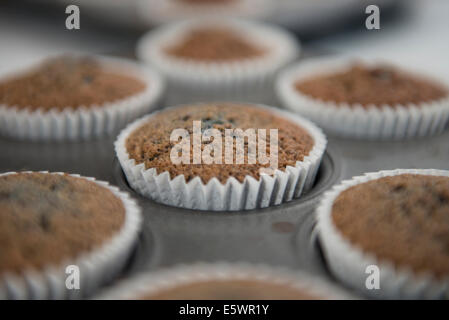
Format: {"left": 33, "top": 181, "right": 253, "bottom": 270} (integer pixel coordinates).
{"left": 96, "top": 262, "right": 352, "bottom": 299}
{"left": 115, "top": 103, "right": 327, "bottom": 211}
{"left": 0, "top": 171, "right": 142, "bottom": 300}
{"left": 316, "top": 169, "right": 449, "bottom": 299}
{"left": 276, "top": 57, "right": 449, "bottom": 140}
{"left": 136, "top": 19, "right": 300, "bottom": 105}
{"left": 0, "top": 55, "right": 165, "bottom": 141}
{"left": 136, "top": 0, "right": 275, "bottom": 26}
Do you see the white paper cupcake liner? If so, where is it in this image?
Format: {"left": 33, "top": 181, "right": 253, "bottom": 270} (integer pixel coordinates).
{"left": 316, "top": 168, "right": 449, "bottom": 299}
{"left": 136, "top": 0, "right": 275, "bottom": 26}
{"left": 0, "top": 171, "right": 142, "bottom": 300}
{"left": 0, "top": 54, "right": 165, "bottom": 141}
{"left": 115, "top": 103, "right": 327, "bottom": 211}
{"left": 276, "top": 57, "right": 449, "bottom": 140}
{"left": 96, "top": 262, "right": 352, "bottom": 299}
{"left": 136, "top": 19, "right": 300, "bottom": 106}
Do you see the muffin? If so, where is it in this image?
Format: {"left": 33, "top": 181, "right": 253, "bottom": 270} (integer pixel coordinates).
{"left": 98, "top": 263, "right": 350, "bottom": 300}
{"left": 115, "top": 103, "right": 326, "bottom": 211}
{"left": 0, "top": 172, "right": 142, "bottom": 299}
{"left": 0, "top": 54, "right": 164, "bottom": 141}
{"left": 137, "top": 19, "right": 299, "bottom": 105}
{"left": 317, "top": 169, "right": 449, "bottom": 299}
{"left": 137, "top": 0, "right": 274, "bottom": 26}
{"left": 277, "top": 57, "right": 449, "bottom": 139}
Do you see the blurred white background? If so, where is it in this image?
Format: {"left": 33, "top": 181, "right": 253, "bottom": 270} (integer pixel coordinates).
{"left": 0, "top": 0, "right": 448, "bottom": 81}
{"left": 313, "top": 0, "right": 449, "bottom": 82}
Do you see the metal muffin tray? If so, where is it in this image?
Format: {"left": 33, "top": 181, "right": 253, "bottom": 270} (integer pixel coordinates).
{"left": 1, "top": 54, "right": 448, "bottom": 299}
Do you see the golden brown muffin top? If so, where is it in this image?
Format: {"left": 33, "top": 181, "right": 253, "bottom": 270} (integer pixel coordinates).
{"left": 139, "top": 279, "right": 320, "bottom": 300}
{"left": 0, "top": 173, "right": 125, "bottom": 276}
{"left": 126, "top": 103, "right": 314, "bottom": 184}
{"left": 165, "top": 27, "right": 266, "bottom": 62}
{"left": 0, "top": 56, "right": 147, "bottom": 111}
{"left": 332, "top": 174, "right": 449, "bottom": 279}
{"left": 295, "top": 64, "right": 448, "bottom": 108}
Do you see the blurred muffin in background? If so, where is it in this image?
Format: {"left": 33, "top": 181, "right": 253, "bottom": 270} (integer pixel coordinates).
{"left": 98, "top": 263, "right": 351, "bottom": 300}
{"left": 0, "top": 54, "right": 164, "bottom": 141}
{"left": 277, "top": 57, "right": 449, "bottom": 139}
{"left": 137, "top": 19, "right": 299, "bottom": 105}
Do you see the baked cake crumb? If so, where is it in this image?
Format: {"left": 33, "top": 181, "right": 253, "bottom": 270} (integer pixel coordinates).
{"left": 332, "top": 174, "right": 449, "bottom": 278}
{"left": 126, "top": 103, "right": 314, "bottom": 184}
{"left": 0, "top": 173, "right": 125, "bottom": 276}
{"left": 295, "top": 64, "right": 448, "bottom": 107}
{"left": 165, "top": 28, "right": 266, "bottom": 61}
{"left": 0, "top": 56, "right": 147, "bottom": 111}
